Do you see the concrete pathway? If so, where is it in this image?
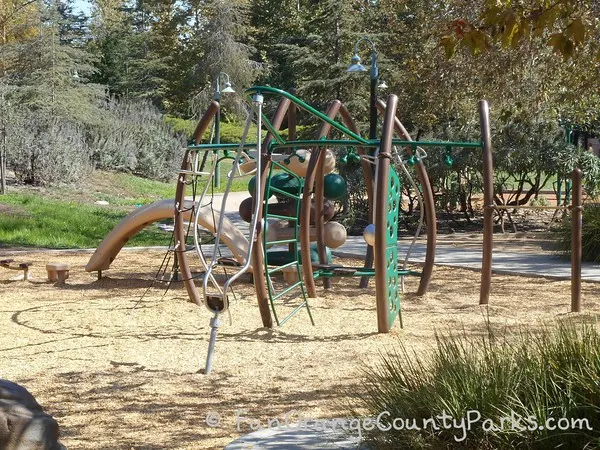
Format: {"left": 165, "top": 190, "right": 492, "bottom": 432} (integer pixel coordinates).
{"left": 203, "top": 191, "right": 600, "bottom": 282}
{"left": 336, "top": 237, "right": 600, "bottom": 282}
{"left": 225, "top": 426, "right": 361, "bottom": 450}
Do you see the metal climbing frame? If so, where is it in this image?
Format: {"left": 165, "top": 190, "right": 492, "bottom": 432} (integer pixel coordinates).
{"left": 202, "top": 94, "right": 264, "bottom": 312}
{"left": 178, "top": 86, "right": 486, "bottom": 336}
{"left": 262, "top": 160, "right": 314, "bottom": 326}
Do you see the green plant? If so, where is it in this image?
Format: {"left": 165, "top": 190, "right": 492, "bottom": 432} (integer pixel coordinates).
{"left": 529, "top": 196, "right": 550, "bottom": 207}
{"left": 554, "top": 202, "right": 600, "bottom": 262}
{"left": 355, "top": 321, "right": 600, "bottom": 449}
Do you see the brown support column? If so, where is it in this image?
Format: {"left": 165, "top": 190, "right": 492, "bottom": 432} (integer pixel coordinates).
{"left": 338, "top": 105, "right": 374, "bottom": 217}
{"left": 314, "top": 101, "right": 342, "bottom": 289}
{"left": 375, "top": 100, "right": 437, "bottom": 296}
{"left": 479, "top": 100, "right": 494, "bottom": 305}
{"left": 251, "top": 97, "right": 291, "bottom": 327}
{"left": 176, "top": 102, "right": 219, "bottom": 306}
{"left": 571, "top": 168, "right": 582, "bottom": 313}
{"left": 339, "top": 105, "right": 376, "bottom": 288}
{"left": 375, "top": 94, "right": 398, "bottom": 333}
{"left": 300, "top": 101, "right": 342, "bottom": 296}
{"left": 193, "top": 101, "right": 219, "bottom": 144}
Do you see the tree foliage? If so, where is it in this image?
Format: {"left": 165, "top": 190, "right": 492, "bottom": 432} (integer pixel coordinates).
{"left": 441, "top": 0, "right": 600, "bottom": 59}
{"left": 1, "top": 0, "right": 599, "bottom": 209}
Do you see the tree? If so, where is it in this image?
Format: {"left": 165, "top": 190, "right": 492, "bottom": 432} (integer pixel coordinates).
{"left": 3, "top": 0, "right": 104, "bottom": 184}
{"left": 440, "top": 0, "right": 600, "bottom": 59}
{"left": 194, "top": 0, "right": 261, "bottom": 105}
{"left": 0, "top": 0, "right": 39, "bottom": 193}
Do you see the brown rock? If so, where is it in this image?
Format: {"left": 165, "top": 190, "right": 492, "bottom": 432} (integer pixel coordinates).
{"left": 0, "top": 380, "right": 65, "bottom": 450}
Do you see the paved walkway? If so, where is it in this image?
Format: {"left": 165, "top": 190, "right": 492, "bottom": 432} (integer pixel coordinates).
{"left": 336, "top": 237, "right": 600, "bottom": 282}
{"left": 225, "top": 426, "right": 361, "bottom": 450}
{"left": 204, "top": 191, "right": 600, "bottom": 283}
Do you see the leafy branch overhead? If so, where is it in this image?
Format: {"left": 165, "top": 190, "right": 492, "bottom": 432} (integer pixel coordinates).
{"left": 440, "top": 1, "right": 598, "bottom": 59}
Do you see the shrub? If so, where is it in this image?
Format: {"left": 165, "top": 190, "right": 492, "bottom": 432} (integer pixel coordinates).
{"left": 555, "top": 203, "right": 600, "bottom": 262}
{"left": 355, "top": 321, "right": 600, "bottom": 449}
{"left": 88, "top": 98, "right": 184, "bottom": 181}
{"left": 7, "top": 110, "right": 91, "bottom": 185}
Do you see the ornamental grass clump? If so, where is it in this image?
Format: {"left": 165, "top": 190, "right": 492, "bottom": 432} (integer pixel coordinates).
{"left": 357, "top": 321, "right": 600, "bottom": 449}
{"left": 555, "top": 203, "right": 600, "bottom": 263}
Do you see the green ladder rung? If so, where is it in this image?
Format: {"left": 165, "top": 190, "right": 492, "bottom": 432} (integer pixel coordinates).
{"left": 314, "top": 268, "right": 421, "bottom": 278}
{"left": 268, "top": 186, "right": 301, "bottom": 200}
{"left": 266, "top": 213, "right": 297, "bottom": 221}
{"left": 266, "top": 238, "right": 297, "bottom": 245}
{"left": 277, "top": 301, "right": 309, "bottom": 326}
{"left": 399, "top": 270, "right": 421, "bottom": 276}
{"left": 271, "top": 280, "right": 303, "bottom": 301}
{"left": 267, "top": 261, "right": 297, "bottom": 274}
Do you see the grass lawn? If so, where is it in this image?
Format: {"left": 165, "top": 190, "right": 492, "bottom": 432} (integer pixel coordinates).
{"left": 0, "top": 168, "right": 250, "bottom": 249}
{"left": 0, "top": 193, "right": 171, "bottom": 249}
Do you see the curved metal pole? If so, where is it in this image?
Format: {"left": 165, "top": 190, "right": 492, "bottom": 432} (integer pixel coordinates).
{"left": 192, "top": 101, "right": 219, "bottom": 144}
{"left": 375, "top": 94, "right": 398, "bottom": 333}
{"left": 479, "top": 100, "right": 494, "bottom": 305}
{"left": 338, "top": 104, "right": 377, "bottom": 288}
{"left": 251, "top": 97, "right": 292, "bottom": 327}
{"left": 375, "top": 100, "right": 437, "bottom": 296}
{"left": 338, "top": 104, "right": 374, "bottom": 209}
{"left": 300, "top": 101, "right": 342, "bottom": 297}
{"left": 314, "top": 100, "right": 342, "bottom": 289}
{"left": 176, "top": 101, "right": 220, "bottom": 306}
{"left": 245, "top": 86, "right": 369, "bottom": 145}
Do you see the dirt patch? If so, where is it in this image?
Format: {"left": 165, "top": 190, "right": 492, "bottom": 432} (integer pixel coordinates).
{"left": 0, "top": 249, "right": 598, "bottom": 449}
{"left": 0, "top": 202, "right": 30, "bottom": 218}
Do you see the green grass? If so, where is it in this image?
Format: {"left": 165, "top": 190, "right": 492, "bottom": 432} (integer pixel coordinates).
{"left": 356, "top": 321, "right": 600, "bottom": 449}
{"left": 78, "top": 171, "right": 178, "bottom": 206}
{"left": 0, "top": 194, "right": 171, "bottom": 249}
{"left": 0, "top": 168, "right": 253, "bottom": 249}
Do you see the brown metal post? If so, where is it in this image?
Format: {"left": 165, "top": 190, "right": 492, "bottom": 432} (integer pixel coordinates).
{"left": 300, "top": 100, "right": 342, "bottom": 296}
{"left": 339, "top": 105, "right": 376, "bottom": 289}
{"left": 288, "top": 90, "right": 297, "bottom": 141}
{"left": 571, "top": 168, "right": 582, "bottom": 313}
{"left": 192, "top": 101, "right": 219, "bottom": 144}
{"left": 251, "top": 97, "right": 291, "bottom": 327}
{"left": 375, "top": 100, "right": 437, "bottom": 296}
{"left": 375, "top": 94, "right": 398, "bottom": 333}
{"left": 175, "top": 102, "right": 219, "bottom": 306}
{"left": 314, "top": 101, "right": 342, "bottom": 289}
{"left": 338, "top": 105, "right": 374, "bottom": 219}
{"left": 479, "top": 100, "right": 494, "bottom": 305}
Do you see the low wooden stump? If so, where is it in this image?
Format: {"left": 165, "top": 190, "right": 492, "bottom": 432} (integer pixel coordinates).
{"left": 282, "top": 266, "right": 299, "bottom": 284}
{"left": 0, "top": 259, "right": 31, "bottom": 280}
{"left": 46, "top": 263, "right": 70, "bottom": 283}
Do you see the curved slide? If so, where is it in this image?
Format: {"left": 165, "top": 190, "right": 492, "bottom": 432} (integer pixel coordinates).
{"left": 85, "top": 199, "right": 250, "bottom": 273}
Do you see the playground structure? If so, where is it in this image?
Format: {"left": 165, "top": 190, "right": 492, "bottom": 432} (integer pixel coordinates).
{"left": 177, "top": 89, "right": 430, "bottom": 331}
{"left": 165, "top": 86, "right": 499, "bottom": 372}
{"left": 80, "top": 85, "right": 586, "bottom": 374}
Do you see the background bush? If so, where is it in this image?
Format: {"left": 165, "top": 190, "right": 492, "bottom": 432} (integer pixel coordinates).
{"left": 6, "top": 109, "right": 92, "bottom": 185}
{"left": 89, "top": 98, "right": 184, "bottom": 181}
{"left": 5, "top": 97, "right": 184, "bottom": 185}
{"left": 555, "top": 202, "right": 600, "bottom": 262}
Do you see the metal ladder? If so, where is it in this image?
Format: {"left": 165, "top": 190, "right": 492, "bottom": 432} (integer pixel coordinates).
{"left": 262, "top": 160, "right": 314, "bottom": 327}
